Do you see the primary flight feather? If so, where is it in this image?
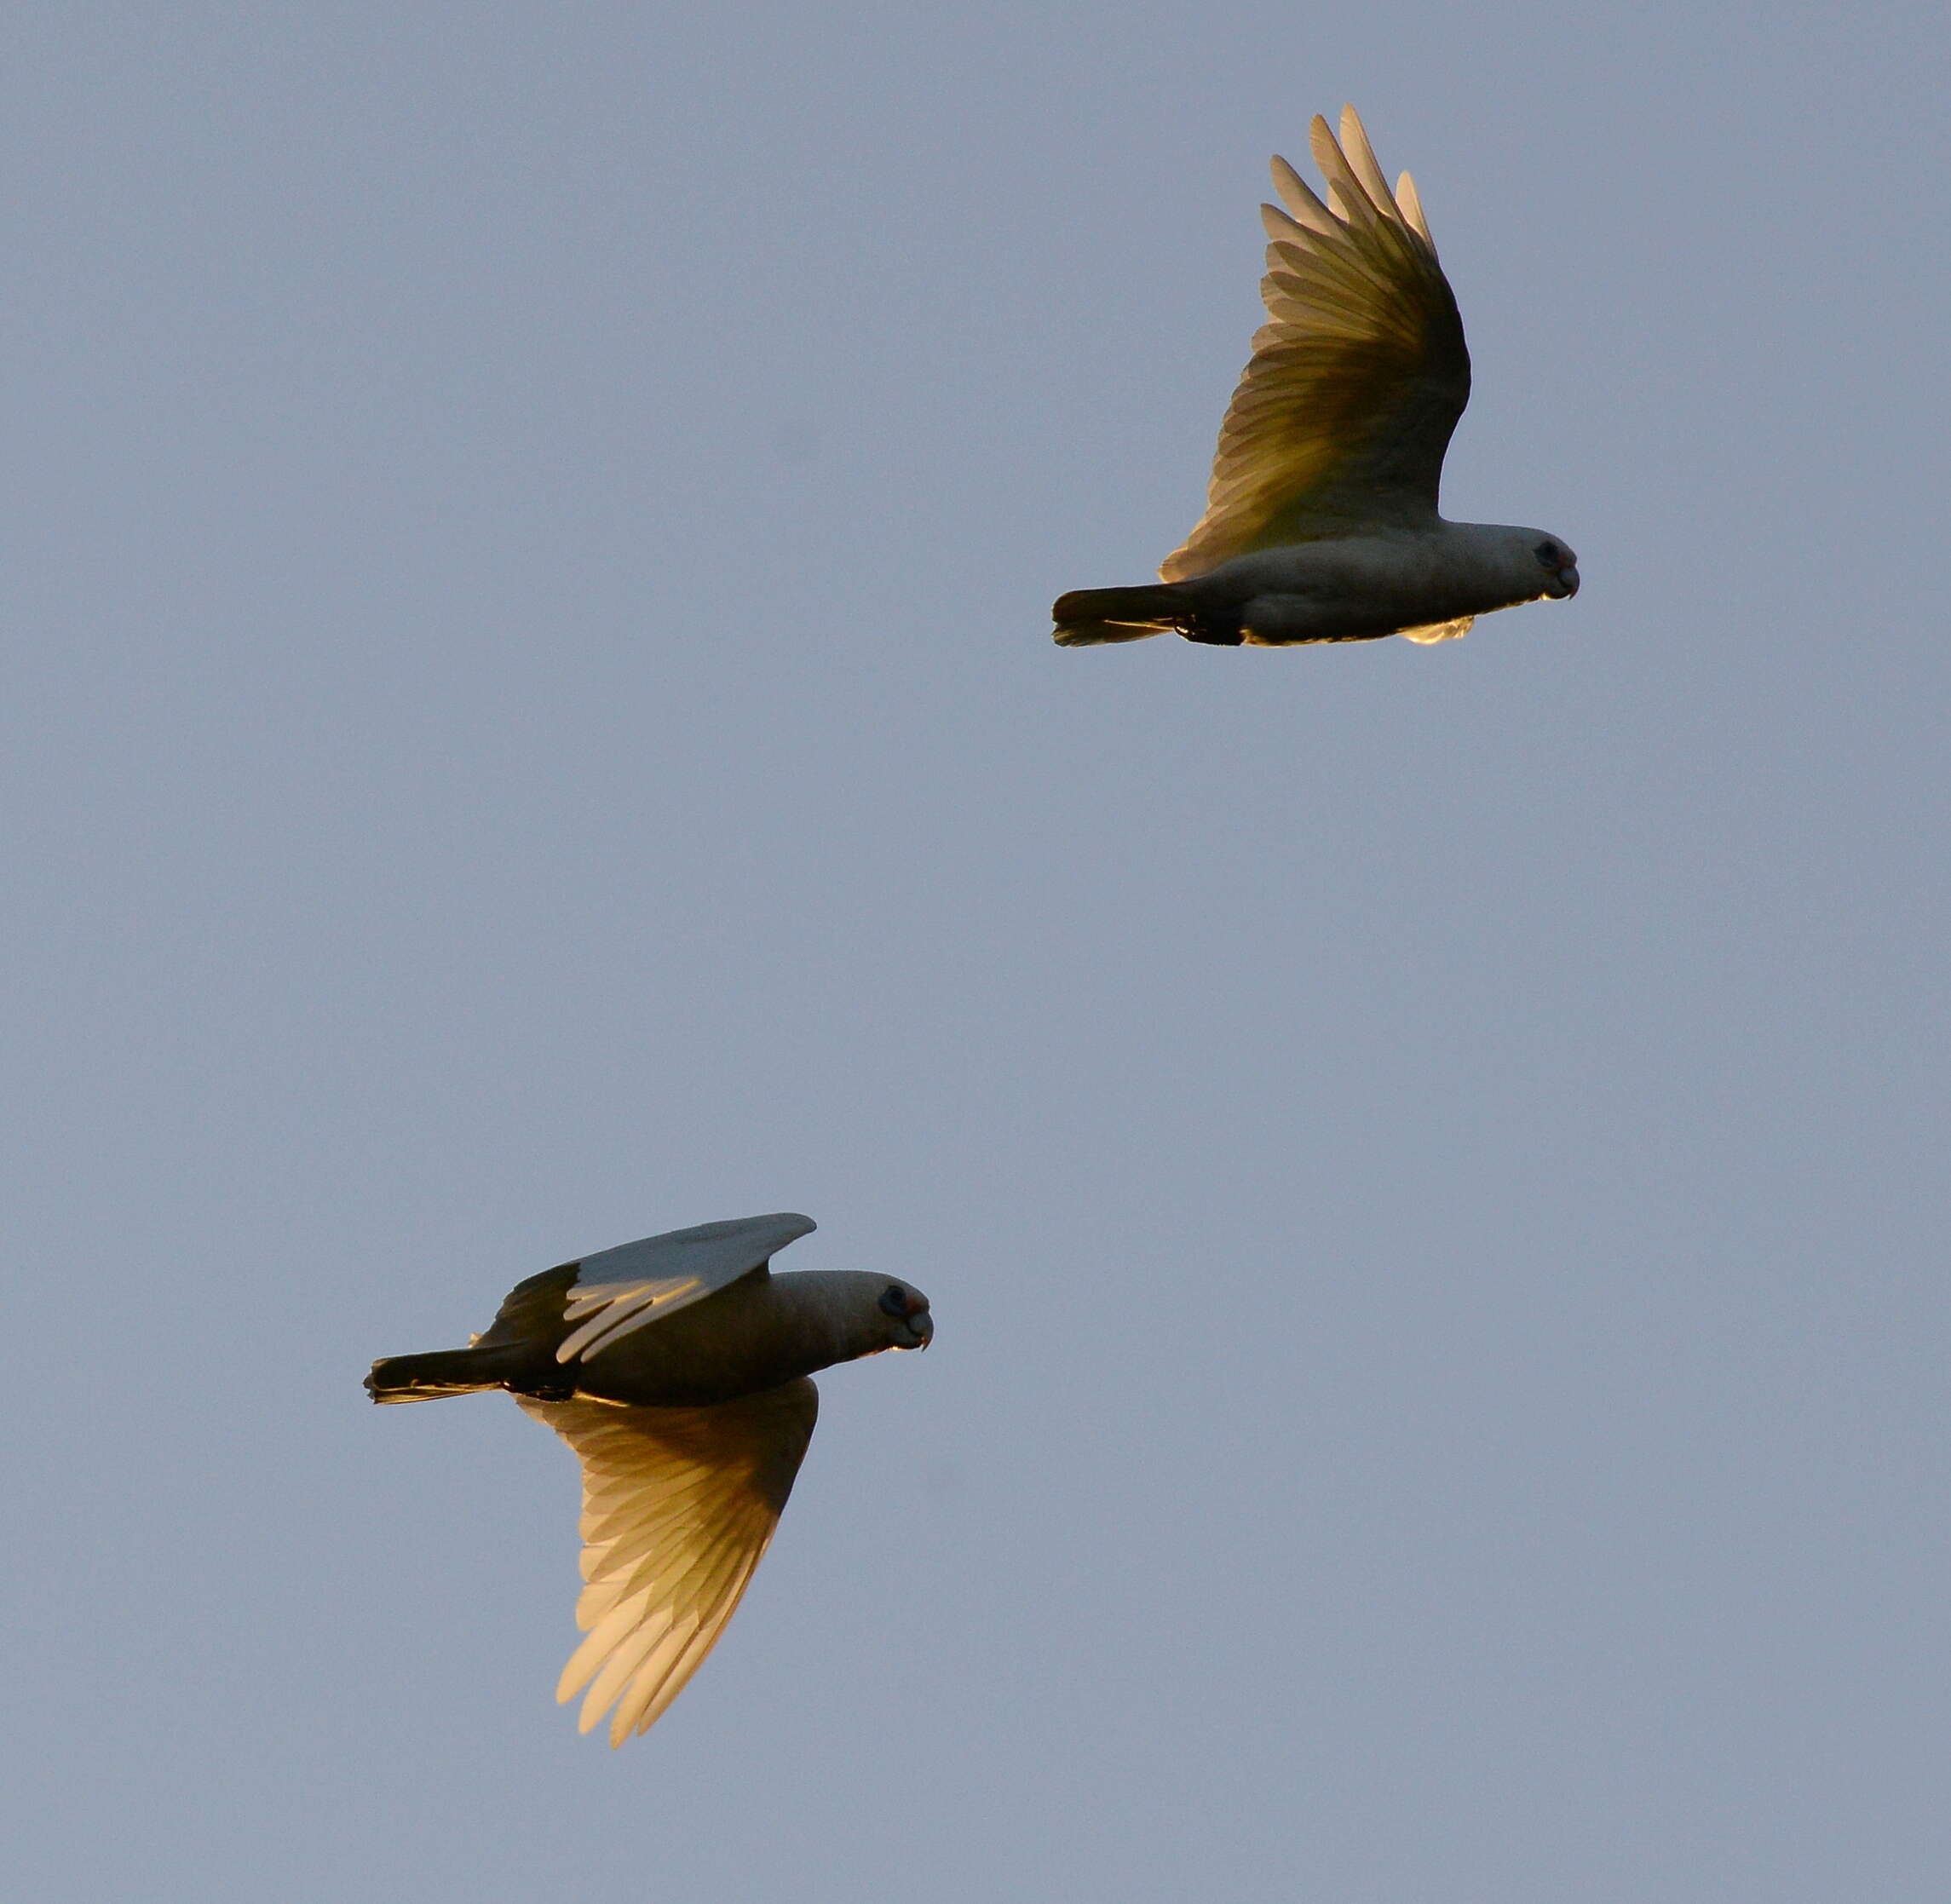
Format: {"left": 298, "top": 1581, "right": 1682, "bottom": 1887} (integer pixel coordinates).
{"left": 365, "top": 1213, "right": 932, "bottom": 1745}
{"left": 1052, "top": 106, "right": 1579, "bottom": 649}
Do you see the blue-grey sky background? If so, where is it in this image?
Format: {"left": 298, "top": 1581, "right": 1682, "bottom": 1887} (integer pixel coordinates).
{"left": 7, "top": 3, "right": 1948, "bottom": 1898}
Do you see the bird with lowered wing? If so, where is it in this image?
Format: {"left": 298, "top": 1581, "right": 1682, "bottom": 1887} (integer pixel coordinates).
{"left": 366, "top": 1212, "right": 932, "bottom": 1746}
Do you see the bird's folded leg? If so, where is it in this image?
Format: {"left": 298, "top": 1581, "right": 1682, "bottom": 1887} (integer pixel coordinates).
{"left": 1175, "top": 610, "right": 1244, "bottom": 646}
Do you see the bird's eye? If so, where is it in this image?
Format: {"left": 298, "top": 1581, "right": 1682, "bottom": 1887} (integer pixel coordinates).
{"left": 1534, "top": 540, "right": 1560, "bottom": 568}
{"left": 878, "top": 1284, "right": 907, "bottom": 1317}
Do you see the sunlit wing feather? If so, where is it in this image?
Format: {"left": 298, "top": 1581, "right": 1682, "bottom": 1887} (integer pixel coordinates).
{"left": 557, "top": 1275, "right": 707, "bottom": 1360}
{"left": 552, "top": 1211, "right": 815, "bottom": 1364}
{"left": 1398, "top": 615, "right": 1476, "bottom": 644}
{"left": 518, "top": 1380, "right": 820, "bottom": 1745}
{"left": 1160, "top": 106, "right": 1471, "bottom": 580}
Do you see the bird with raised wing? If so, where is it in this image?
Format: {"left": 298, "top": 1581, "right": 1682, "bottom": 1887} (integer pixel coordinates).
{"left": 366, "top": 1212, "right": 932, "bottom": 1745}
{"left": 1052, "top": 106, "right": 1579, "bottom": 649}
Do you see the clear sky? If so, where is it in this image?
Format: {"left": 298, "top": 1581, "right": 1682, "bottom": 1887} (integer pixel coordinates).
{"left": 7, "top": 3, "right": 1948, "bottom": 1899}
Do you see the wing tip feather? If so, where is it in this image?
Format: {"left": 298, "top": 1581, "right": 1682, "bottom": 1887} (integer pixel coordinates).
{"left": 1396, "top": 169, "right": 1433, "bottom": 244}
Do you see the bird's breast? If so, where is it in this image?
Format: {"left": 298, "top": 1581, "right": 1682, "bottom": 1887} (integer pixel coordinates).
{"left": 1187, "top": 530, "right": 1542, "bottom": 641}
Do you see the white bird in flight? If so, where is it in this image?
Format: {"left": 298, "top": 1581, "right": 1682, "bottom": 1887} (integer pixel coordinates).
{"left": 1052, "top": 106, "right": 1579, "bottom": 649}
{"left": 366, "top": 1213, "right": 932, "bottom": 1745}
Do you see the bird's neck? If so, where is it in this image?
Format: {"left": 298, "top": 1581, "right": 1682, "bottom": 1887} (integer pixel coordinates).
{"left": 764, "top": 1272, "right": 892, "bottom": 1372}
{"left": 1430, "top": 521, "right": 1551, "bottom": 612}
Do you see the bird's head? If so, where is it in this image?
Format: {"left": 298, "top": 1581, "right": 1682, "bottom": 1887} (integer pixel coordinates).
{"left": 1531, "top": 535, "right": 1580, "bottom": 599}
{"left": 874, "top": 1278, "right": 934, "bottom": 1350}
{"left": 777, "top": 1268, "right": 935, "bottom": 1364}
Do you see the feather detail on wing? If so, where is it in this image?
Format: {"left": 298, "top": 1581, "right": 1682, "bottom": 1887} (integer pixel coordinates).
{"left": 557, "top": 1275, "right": 709, "bottom": 1361}
{"left": 553, "top": 1212, "right": 815, "bottom": 1365}
{"left": 1160, "top": 106, "right": 1471, "bottom": 580}
{"left": 519, "top": 1380, "right": 820, "bottom": 1745}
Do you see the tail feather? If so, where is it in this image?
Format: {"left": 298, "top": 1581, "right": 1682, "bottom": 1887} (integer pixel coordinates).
{"left": 365, "top": 1343, "right": 532, "bottom": 1404}
{"left": 1050, "top": 584, "right": 1184, "bottom": 647}
{"left": 1053, "top": 619, "right": 1169, "bottom": 647}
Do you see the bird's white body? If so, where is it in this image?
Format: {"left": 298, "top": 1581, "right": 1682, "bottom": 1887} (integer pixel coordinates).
{"left": 551, "top": 1267, "right": 929, "bottom": 1407}
{"left": 1175, "top": 523, "right": 1580, "bottom": 646}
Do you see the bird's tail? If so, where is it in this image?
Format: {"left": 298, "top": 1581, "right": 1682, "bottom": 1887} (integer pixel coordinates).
{"left": 1050, "top": 584, "right": 1185, "bottom": 647}
{"left": 365, "top": 1343, "right": 532, "bottom": 1404}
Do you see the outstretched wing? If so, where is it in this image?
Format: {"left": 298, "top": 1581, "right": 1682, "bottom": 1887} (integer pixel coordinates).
{"left": 553, "top": 1211, "right": 816, "bottom": 1364}
{"left": 518, "top": 1379, "right": 820, "bottom": 1744}
{"left": 1160, "top": 107, "right": 1471, "bottom": 580}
